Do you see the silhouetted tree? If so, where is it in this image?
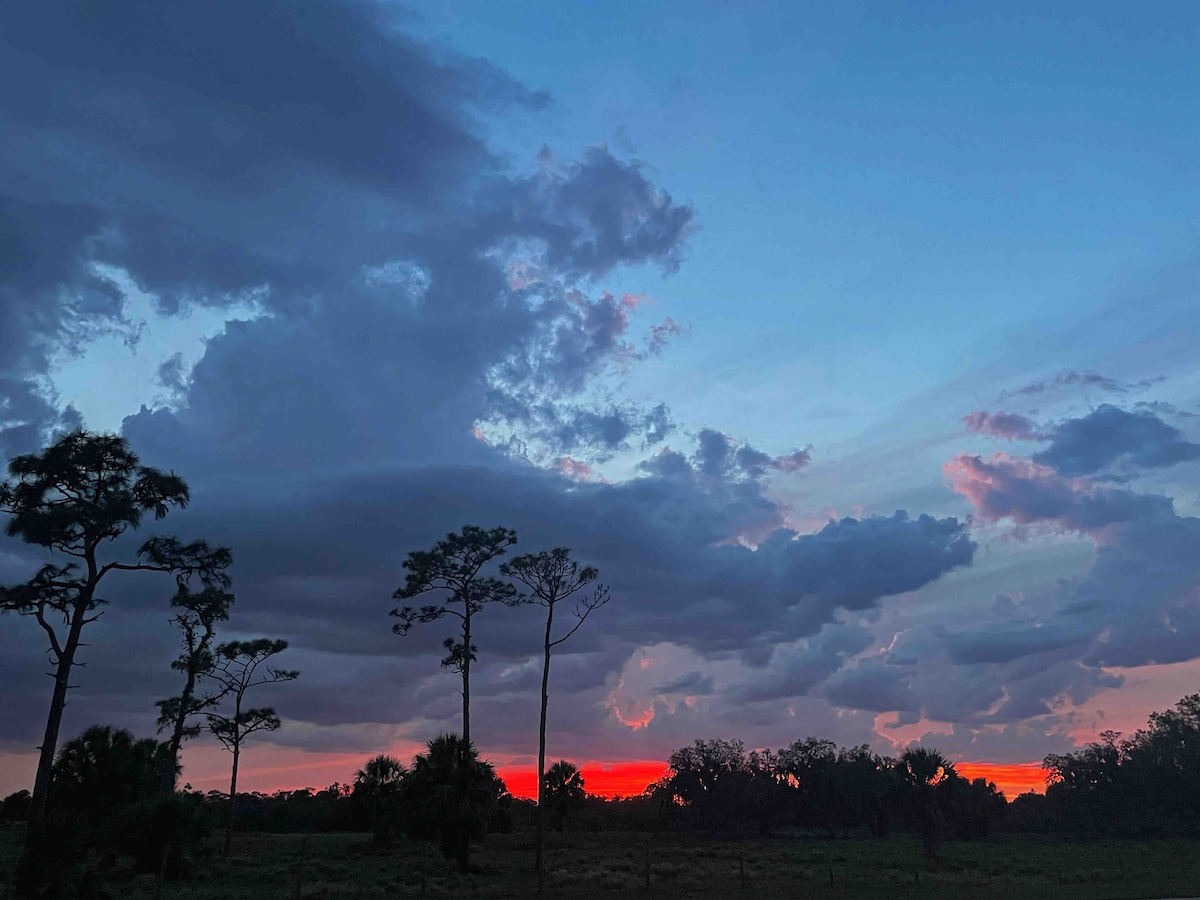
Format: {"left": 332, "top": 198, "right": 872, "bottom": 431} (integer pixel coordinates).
{"left": 489, "top": 772, "right": 515, "bottom": 834}
{"left": 390, "top": 525, "right": 519, "bottom": 746}
{"left": 207, "top": 638, "right": 298, "bottom": 855}
{"left": 777, "top": 737, "right": 841, "bottom": 836}
{"left": 0, "top": 790, "right": 31, "bottom": 822}
{"left": 401, "top": 734, "right": 498, "bottom": 872}
{"left": 25, "top": 725, "right": 199, "bottom": 895}
{"left": 501, "top": 547, "right": 608, "bottom": 889}
{"left": 0, "top": 430, "right": 230, "bottom": 890}
{"left": 542, "top": 760, "right": 586, "bottom": 832}
{"left": 664, "top": 739, "right": 761, "bottom": 831}
{"left": 948, "top": 776, "right": 1007, "bottom": 839}
{"left": 352, "top": 754, "right": 406, "bottom": 845}
{"left": 50, "top": 725, "right": 173, "bottom": 822}
{"left": 1044, "top": 694, "right": 1200, "bottom": 836}
{"left": 157, "top": 585, "right": 235, "bottom": 790}
{"left": 899, "top": 746, "right": 958, "bottom": 858}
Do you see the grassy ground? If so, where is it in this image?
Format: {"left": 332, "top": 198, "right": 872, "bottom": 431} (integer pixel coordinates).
{"left": 3, "top": 826, "right": 1200, "bottom": 899}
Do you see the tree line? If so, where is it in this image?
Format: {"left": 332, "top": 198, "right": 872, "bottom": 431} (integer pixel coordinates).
{"left": 5, "top": 431, "right": 1200, "bottom": 897}
{"left": 0, "top": 431, "right": 608, "bottom": 896}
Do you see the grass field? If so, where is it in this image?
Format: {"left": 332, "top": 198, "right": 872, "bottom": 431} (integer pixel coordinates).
{"left": 3, "top": 826, "right": 1200, "bottom": 899}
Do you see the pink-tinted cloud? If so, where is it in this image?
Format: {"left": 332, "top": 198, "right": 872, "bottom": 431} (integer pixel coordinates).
{"left": 963, "top": 411, "right": 1044, "bottom": 442}
{"left": 944, "top": 452, "right": 1164, "bottom": 533}
{"left": 646, "top": 316, "right": 688, "bottom": 355}
{"left": 556, "top": 456, "right": 595, "bottom": 481}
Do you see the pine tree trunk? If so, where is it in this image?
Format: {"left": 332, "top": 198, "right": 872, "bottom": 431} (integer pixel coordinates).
{"left": 461, "top": 612, "right": 471, "bottom": 747}
{"left": 29, "top": 600, "right": 88, "bottom": 826}
{"left": 225, "top": 736, "right": 241, "bottom": 856}
{"left": 535, "top": 603, "right": 554, "bottom": 894}
{"left": 165, "top": 669, "right": 197, "bottom": 792}
{"left": 17, "top": 598, "right": 89, "bottom": 897}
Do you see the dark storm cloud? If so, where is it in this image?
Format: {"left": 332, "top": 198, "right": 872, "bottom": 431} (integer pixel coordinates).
{"left": 0, "top": 197, "right": 118, "bottom": 454}
{"left": 1031, "top": 404, "right": 1200, "bottom": 477}
{"left": 733, "top": 623, "right": 875, "bottom": 702}
{"left": 517, "top": 147, "right": 695, "bottom": 280}
{"left": 0, "top": 0, "right": 978, "bottom": 765}
{"left": 0, "top": 0, "right": 537, "bottom": 458}
{"left": 940, "top": 622, "right": 1088, "bottom": 666}
{"left": 665, "top": 428, "right": 813, "bottom": 484}
{"left": 822, "top": 625, "right": 1121, "bottom": 727}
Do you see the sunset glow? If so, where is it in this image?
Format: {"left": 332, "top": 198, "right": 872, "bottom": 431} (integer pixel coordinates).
{"left": 955, "top": 763, "right": 1050, "bottom": 798}
{"left": 2, "top": 0, "right": 1199, "bottom": 863}
{"left": 498, "top": 761, "right": 669, "bottom": 800}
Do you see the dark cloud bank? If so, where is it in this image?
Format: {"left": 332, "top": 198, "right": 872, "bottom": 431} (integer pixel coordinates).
{"left": 832, "top": 402, "right": 1200, "bottom": 740}
{"left": 2, "top": 0, "right": 1195, "bottom": 771}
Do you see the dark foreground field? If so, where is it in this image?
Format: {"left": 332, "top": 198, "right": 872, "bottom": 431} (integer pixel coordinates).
{"left": 4, "top": 828, "right": 1200, "bottom": 899}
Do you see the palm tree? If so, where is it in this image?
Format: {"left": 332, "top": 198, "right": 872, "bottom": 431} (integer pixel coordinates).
{"left": 542, "top": 760, "right": 586, "bottom": 832}
{"left": 51, "top": 725, "right": 174, "bottom": 817}
{"left": 402, "top": 734, "right": 498, "bottom": 871}
{"left": 899, "top": 746, "right": 956, "bottom": 858}
{"left": 353, "top": 754, "right": 406, "bottom": 844}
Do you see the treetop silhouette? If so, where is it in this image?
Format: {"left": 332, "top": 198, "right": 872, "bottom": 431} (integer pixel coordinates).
{"left": 0, "top": 429, "right": 231, "bottom": 891}
{"left": 390, "top": 525, "right": 520, "bottom": 745}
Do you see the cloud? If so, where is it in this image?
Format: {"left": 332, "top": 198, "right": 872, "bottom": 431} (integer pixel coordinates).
{"left": 1031, "top": 404, "right": 1200, "bottom": 477}
{"left": 963, "top": 411, "right": 1044, "bottom": 442}
{"left": 1004, "top": 369, "right": 1163, "bottom": 397}
{"left": 944, "top": 452, "right": 1167, "bottom": 532}
{"left": 676, "top": 428, "right": 813, "bottom": 484}
{"left": 653, "top": 671, "right": 715, "bottom": 696}
{"left": 0, "top": 0, "right": 977, "bottom": 774}
{"left": 647, "top": 317, "right": 688, "bottom": 355}
{"left": 733, "top": 622, "right": 875, "bottom": 702}
{"left": 905, "top": 405, "right": 1200, "bottom": 727}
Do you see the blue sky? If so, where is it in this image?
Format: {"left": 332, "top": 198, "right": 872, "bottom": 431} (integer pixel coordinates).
{"left": 3, "top": 0, "right": 1199, "bottom": 796}
{"left": 57, "top": 1, "right": 1199, "bottom": 455}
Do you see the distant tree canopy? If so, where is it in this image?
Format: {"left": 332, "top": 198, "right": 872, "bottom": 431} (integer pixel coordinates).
{"left": 656, "top": 737, "right": 1006, "bottom": 852}
{"left": 1042, "top": 693, "right": 1200, "bottom": 836}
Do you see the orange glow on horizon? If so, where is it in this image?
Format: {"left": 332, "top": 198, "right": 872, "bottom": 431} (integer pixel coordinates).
{"left": 955, "top": 762, "right": 1049, "bottom": 797}
{"left": 497, "top": 760, "right": 668, "bottom": 800}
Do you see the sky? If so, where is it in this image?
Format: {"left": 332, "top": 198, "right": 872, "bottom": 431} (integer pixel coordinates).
{"left": 1, "top": 0, "right": 1198, "bottom": 801}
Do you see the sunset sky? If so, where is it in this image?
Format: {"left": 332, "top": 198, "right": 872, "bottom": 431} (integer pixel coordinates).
{"left": 1, "top": 0, "right": 1198, "bottom": 805}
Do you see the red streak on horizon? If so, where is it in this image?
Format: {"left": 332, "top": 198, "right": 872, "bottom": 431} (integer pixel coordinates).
{"left": 497, "top": 761, "right": 1048, "bottom": 802}
{"left": 956, "top": 762, "right": 1049, "bottom": 797}
{"left": 497, "top": 761, "right": 668, "bottom": 800}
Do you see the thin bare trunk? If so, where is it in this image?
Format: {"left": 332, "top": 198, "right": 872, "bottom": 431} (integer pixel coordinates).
{"left": 225, "top": 740, "right": 240, "bottom": 856}
{"left": 18, "top": 592, "right": 90, "bottom": 897}
{"left": 461, "top": 613, "right": 471, "bottom": 747}
{"left": 29, "top": 612, "right": 83, "bottom": 825}
{"left": 165, "top": 669, "right": 197, "bottom": 792}
{"left": 535, "top": 603, "right": 554, "bottom": 893}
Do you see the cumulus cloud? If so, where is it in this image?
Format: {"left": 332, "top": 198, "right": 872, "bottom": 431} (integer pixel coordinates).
{"left": 895, "top": 405, "right": 1200, "bottom": 730}
{"left": 1031, "top": 404, "right": 1200, "bottom": 477}
{"left": 0, "top": 0, "right": 979, "bottom": 774}
{"left": 944, "top": 452, "right": 1167, "bottom": 532}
